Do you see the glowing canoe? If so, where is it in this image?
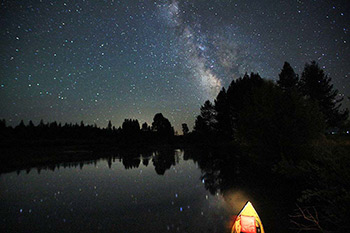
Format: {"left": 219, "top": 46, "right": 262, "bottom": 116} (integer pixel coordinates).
{"left": 231, "top": 201, "right": 265, "bottom": 233}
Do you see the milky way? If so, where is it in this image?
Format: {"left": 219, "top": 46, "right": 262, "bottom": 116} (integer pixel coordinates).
{"left": 1, "top": 0, "right": 349, "bottom": 131}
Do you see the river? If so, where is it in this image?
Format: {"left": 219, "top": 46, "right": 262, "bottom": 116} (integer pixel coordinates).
{"left": 0, "top": 148, "right": 296, "bottom": 233}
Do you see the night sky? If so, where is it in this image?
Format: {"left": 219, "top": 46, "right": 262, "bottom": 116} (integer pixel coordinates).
{"left": 1, "top": 0, "right": 349, "bottom": 132}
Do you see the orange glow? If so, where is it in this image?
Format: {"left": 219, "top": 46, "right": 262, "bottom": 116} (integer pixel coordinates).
{"left": 227, "top": 215, "right": 238, "bottom": 231}
{"left": 231, "top": 201, "right": 265, "bottom": 233}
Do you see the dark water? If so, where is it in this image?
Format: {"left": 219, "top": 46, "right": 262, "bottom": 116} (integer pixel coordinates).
{"left": 0, "top": 148, "right": 296, "bottom": 233}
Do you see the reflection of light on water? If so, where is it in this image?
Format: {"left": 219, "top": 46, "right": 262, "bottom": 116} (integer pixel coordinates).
{"left": 223, "top": 190, "right": 251, "bottom": 213}
{"left": 203, "top": 189, "right": 253, "bottom": 231}
{"left": 221, "top": 190, "right": 253, "bottom": 231}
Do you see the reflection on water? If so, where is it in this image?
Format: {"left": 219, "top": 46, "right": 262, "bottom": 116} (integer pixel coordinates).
{"left": 9, "top": 149, "right": 181, "bottom": 176}
{"left": 0, "top": 149, "right": 232, "bottom": 233}
{"left": 1, "top": 148, "right": 296, "bottom": 233}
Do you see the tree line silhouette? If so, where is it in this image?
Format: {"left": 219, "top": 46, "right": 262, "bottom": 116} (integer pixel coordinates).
{"left": 191, "top": 61, "right": 349, "bottom": 159}
{"left": 0, "top": 113, "right": 176, "bottom": 146}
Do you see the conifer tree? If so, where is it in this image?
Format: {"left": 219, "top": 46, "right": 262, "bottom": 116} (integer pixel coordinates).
{"left": 214, "top": 88, "right": 232, "bottom": 139}
{"left": 299, "top": 61, "right": 349, "bottom": 127}
{"left": 277, "top": 62, "right": 298, "bottom": 92}
{"left": 194, "top": 100, "right": 216, "bottom": 134}
{"left": 182, "top": 123, "right": 189, "bottom": 135}
{"left": 107, "top": 120, "right": 112, "bottom": 130}
{"left": 28, "top": 120, "right": 35, "bottom": 128}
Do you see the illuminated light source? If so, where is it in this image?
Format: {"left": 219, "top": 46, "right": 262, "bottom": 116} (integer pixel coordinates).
{"left": 231, "top": 201, "right": 265, "bottom": 233}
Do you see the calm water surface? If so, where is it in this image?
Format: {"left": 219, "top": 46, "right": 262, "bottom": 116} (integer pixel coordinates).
{"left": 1, "top": 149, "right": 239, "bottom": 233}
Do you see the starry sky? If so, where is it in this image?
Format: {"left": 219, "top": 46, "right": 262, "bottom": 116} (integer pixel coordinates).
{"left": 1, "top": 0, "right": 349, "bottom": 132}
